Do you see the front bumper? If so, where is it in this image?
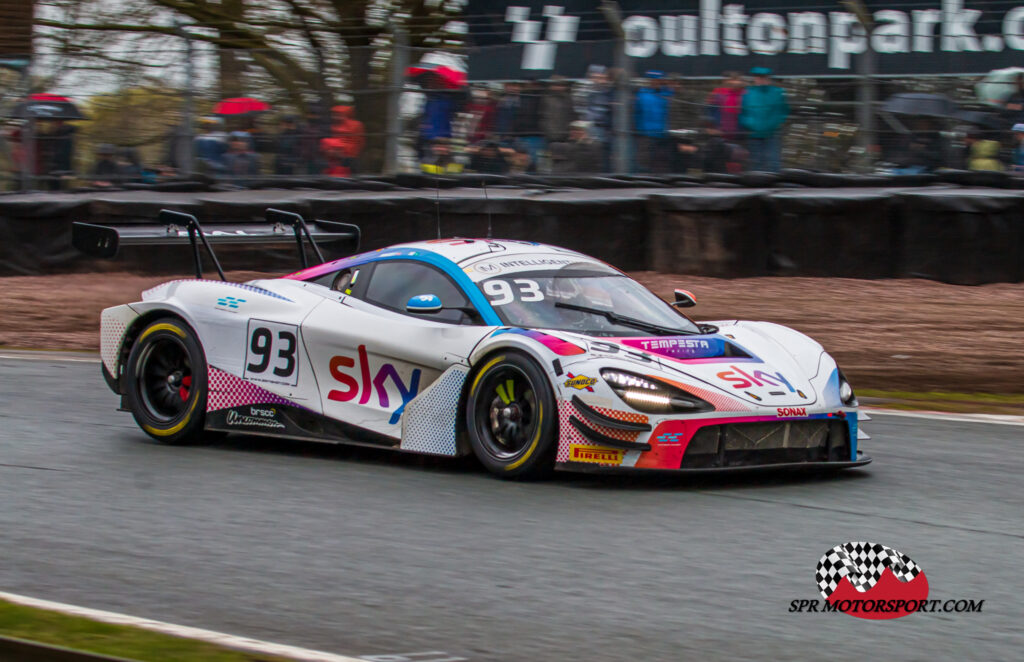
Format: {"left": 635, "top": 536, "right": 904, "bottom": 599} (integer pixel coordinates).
{"left": 557, "top": 450, "right": 871, "bottom": 473}
{"left": 559, "top": 397, "right": 867, "bottom": 472}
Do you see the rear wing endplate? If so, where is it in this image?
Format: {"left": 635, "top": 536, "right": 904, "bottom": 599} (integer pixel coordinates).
{"left": 72, "top": 208, "right": 360, "bottom": 280}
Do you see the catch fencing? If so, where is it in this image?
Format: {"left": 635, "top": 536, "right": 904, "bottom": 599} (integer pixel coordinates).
{"left": 0, "top": 40, "right": 1018, "bottom": 192}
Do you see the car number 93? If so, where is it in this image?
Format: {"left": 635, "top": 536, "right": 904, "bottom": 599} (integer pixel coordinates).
{"left": 483, "top": 279, "right": 545, "bottom": 306}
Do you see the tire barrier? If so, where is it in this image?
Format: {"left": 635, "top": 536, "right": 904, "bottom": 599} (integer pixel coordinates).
{"left": 2, "top": 178, "right": 1022, "bottom": 283}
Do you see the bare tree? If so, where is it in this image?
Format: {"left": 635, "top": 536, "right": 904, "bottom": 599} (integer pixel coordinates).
{"left": 35, "top": 0, "right": 465, "bottom": 170}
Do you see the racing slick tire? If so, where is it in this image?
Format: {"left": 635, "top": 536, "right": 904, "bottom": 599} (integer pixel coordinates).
{"left": 124, "top": 317, "right": 209, "bottom": 445}
{"left": 466, "top": 351, "right": 558, "bottom": 479}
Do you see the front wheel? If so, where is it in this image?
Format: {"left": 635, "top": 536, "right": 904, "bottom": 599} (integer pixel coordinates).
{"left": 465, "top": 352, "right": 558, "bottom": 479}
{"left": 124, "top": 317, "right": 209, "bottom": 445}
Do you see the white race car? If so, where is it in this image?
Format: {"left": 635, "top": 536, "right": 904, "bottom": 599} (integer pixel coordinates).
{"left": 82, "top": 210, "right": 870, "bottom": 479}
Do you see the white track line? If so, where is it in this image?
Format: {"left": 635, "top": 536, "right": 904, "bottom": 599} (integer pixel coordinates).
{"left": 0, "top": 591, "right": 366, "bottom": 662}
{"left": 0, "top": 351, "right": 98, "bottom": 363}
{"left": 862, "top": 407, "right": 1024, "bottom": 427}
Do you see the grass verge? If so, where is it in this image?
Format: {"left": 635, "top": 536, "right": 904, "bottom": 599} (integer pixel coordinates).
{"left": 0, "top": 599, "right": 290, "bottom": 662}
{"left": 858, "top": 389, "right": 1024, "bottom": 415}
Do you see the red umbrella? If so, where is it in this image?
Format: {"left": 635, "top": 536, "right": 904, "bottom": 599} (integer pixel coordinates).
{"left": 213, "top": 97, "right": 272, "bottom": 115}
{"left": 7, "top": 93, "right": 84, "bottom": 120}
{"left": 406, "top": 64, "right": 467, "bottom": 90}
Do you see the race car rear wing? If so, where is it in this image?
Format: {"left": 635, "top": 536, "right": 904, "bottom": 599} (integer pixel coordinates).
{"left": 72, "top": 208, "right": 360, "bottom": 281}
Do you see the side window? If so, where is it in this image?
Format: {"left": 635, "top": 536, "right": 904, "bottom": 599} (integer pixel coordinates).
{"left": 364, "top": 261, "right": 474, "bottom": 324}
{"left": 331, "top": 268, "right": 361, "bottom": 294}
{"left": 309, "top": 267, "right": 364, "bottom": 296}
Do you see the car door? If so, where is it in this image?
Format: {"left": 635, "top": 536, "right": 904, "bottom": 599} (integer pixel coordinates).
{"left": 301, "top": 259, "right": 495, "bottom": 439}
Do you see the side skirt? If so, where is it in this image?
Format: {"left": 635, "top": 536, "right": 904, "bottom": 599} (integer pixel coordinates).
{"left": 205, "top": 403, "right": 399, "bottom": 448}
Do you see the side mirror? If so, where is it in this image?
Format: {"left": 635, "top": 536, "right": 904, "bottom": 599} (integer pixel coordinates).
{"left": 406, "top": 293, "right": 442, "bottom": 314}
{"left": 672, "top": 288, "right": 697, "bottom": 308}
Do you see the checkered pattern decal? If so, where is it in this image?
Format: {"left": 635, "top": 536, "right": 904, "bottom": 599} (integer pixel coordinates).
{"left": 207, "top": 366, "right": 301, "bottom": 412}
{"left": 816, "top": 542, "right": 922, "bottom": 599}
{"left": 400, "top": 366, "right": 468, "bottom": 456}
{"left": 556, "top": 400, "right": 647, "bottom": 463}
{"left": 99, "top": 307, "right": 137, "bottom": 375}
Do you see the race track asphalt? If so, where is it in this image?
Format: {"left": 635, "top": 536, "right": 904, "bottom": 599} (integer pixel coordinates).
{"left": 0, "top": 357, "right": 1021, "bottom": 661}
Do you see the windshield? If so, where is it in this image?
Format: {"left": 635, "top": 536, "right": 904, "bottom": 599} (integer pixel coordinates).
{"left": 476, "top": 263, "right": 701, "bottom": 337}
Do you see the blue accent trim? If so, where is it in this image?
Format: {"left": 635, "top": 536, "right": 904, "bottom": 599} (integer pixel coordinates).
{"left": 348, "top": 249, "right": 502, "bottom": 325}
{"left": 229, "top": 282, "right": 293, "bottom": 302}
{"left": 847, "top": 415, "right": 858, "bottom": 460}
{"left": 823, "top": 368, "right": 842, "bottom": 409}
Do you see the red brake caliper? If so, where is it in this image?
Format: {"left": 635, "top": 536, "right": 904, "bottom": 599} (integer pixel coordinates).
{"left": 179, "top": 375, "right": 192, "bottom": 401}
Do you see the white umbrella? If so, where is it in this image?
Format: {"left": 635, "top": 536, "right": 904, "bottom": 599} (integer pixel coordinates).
{"left": 975, "top": 67, "right": 1024, "bottom": 106}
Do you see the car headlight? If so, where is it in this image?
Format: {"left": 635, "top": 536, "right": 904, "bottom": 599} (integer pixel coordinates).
{"left": 600, "top": 368, "right": 713, "bottom": 414}
{"left": 838, "top": 369, "right": 857, "bottom": 406}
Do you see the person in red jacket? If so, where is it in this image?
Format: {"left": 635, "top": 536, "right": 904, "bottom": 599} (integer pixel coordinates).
{"left": 705, "top": 71, "right": 745, "bottom": 142}
{"left": 320, "top": 105, "right": 364, "bottom": 176}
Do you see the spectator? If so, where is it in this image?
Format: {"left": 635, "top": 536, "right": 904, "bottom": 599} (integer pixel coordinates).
{"left": 515, "top": 79, "right": 545, "bottom": 171}
{"left": 466, "top": 139, "right": 510, "bottom": 174}
{"left": 965, "top": 130, "right": 1004, "bottom": 171}
{"left": 115, "top": 146, "right": 143, "bottom": 183}
{"left": 549, "top": 121, "right": 602, "bottom": 174}
{"left": 578, "top": 65, "right": 614, "bottom": 169}
{"left": 301, "top": 110, "right": 327, "bottom": 175}
{"left": 1012, "top": 124, "right": 1024, "bottom": 170}
{"left": 541, "top": 76, "right": 575, "bottom": 147}
{"left": 888, "top": 118, "right": 948, "bottom": 173}
{"left": 327, "top": 105, "right": 365, "bottom": 175}
{"left": 740, "top": 67, "right": 789, "bottom": 172}
{"left": 495, "top": 81, "right": 522, "bottom": 140}
{"left": 634, "top": 71, "right": 672, "bottom": 173}
{"left": 700, "top": 122, "right": 746, "bottom": 174}
{"left": 90, "top": 144, "right": 120, "bottom": 187}
{"left": 706, "top": 71, "right": 745, "bottom": 141}
{"left": 421, "top": 138, "right": 464, "bottom": 174}
{"left": 420, "top": 80, "right": 460, "bottom": 156}
{"left": 275, "top": 115, "right": 303, "bottom": 175}
{"left": 223, "top": 135, "right": 261, "bottom": 180}
{"left": 505, "top": 142, "right": 532, "bottom": 174}
{"left": 1003, "top": 73, "right": 1024, "bottom": 126}
{"left": 194, "top": 117, "right": 228, "bottom": 174}
{"left": 465, "top": 87, "right": 497, "bottom": 144}
{"left": 39, "top": 119, "right": 76, "bottom": 189}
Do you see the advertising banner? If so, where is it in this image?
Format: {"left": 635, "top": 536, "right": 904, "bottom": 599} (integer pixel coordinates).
{"left": 465, "top": 0, "right": 1024, "bottom": 78}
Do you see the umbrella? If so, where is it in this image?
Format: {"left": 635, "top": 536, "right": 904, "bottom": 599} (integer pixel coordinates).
{"left": 881, "top": 93, "right": 957, "bottom": 118}
{"left": 406, "top": 64, "right": 467, "bottom": 89}
{"left": 975, "top": 67, "right": 1024, "bottom": 106}
{"left": 213, "top": 97, "right": 271, "bottom": 115}
{"left": 7, "top": 93, "right": 84, "bottom": 120}
{"left": 954, "top": 109, "right": 1003, "bottom": 130}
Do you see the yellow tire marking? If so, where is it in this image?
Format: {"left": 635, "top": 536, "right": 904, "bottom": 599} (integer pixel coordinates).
{"left": 142, "top": 395, "right": 199, "bottom": 437}
{"left": 470, "top": 356, "right": 505, "bottom": 396}
{"left": 506, "top": 400, "right": 543, "bottom": 471}
{"left": 139, "top": 323, "right": 185, "bottom": 342}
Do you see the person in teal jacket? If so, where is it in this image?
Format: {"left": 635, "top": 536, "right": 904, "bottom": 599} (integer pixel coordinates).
{"left": 739, "top": 67, "right": 789, "bottom": 172}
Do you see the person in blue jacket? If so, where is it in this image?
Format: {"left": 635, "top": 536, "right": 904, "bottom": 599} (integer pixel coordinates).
{"left": 740, "top": 67, "right": 789, "bottom": 172}
{"left": 634, "top": 70, "right": 673, "bottom": 172}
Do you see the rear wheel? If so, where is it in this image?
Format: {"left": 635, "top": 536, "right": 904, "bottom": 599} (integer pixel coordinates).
{"left": 124, "top": 318, "right": 209, "bottom": 445}
{"left": 466, "top": 352, "right": 557, "bottom": 479}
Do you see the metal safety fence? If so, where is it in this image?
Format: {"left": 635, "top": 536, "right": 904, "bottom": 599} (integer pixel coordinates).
{"left": 2, "top": 40, "right": 1021, "bottom": 192}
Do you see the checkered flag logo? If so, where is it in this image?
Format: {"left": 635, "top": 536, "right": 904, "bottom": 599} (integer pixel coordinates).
{"left": 816, "top": 541, "right": 922, "bottom": 599}
{"left": 505, "top": 6, "right": 580, "bottom": 70}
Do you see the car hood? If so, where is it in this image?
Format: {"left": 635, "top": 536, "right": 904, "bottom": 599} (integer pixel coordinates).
{"left": 565, "top": 321, "right": 823, "bottom": 408}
